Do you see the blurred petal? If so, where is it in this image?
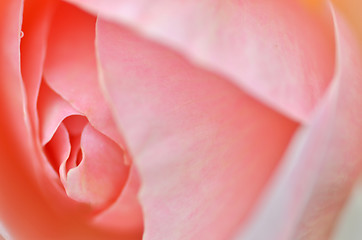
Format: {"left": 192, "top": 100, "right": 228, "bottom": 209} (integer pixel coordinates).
{"left": 235, "top": 3, "right": 362, "bottom": 240}
{"left": 67, "top": 0, "right": 335, "bottom": 122}
{"left": 332, "top": 0, "right": 362, "bottom": 41}
{"left": 96, "top": 19, "right": 298, "bottom": 239}
{"left": 0, "top": 222, "right": 10, "bottom": 240}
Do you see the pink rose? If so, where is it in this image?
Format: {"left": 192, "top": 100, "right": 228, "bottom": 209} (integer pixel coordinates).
{"left": 0, "top": 0, "right": 361, "bottom": 239}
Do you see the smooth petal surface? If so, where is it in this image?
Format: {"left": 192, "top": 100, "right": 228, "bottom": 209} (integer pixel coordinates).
{"left": 67, "top": 0, "right": 335, "bottom": 122}
{"left": 235, "top": 3, "right": 362, "bottom": 240}
{"left": 96, "top": 19, "right": 298, "bottom": 240}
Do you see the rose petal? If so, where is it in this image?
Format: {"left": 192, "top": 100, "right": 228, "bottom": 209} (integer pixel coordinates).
{"left": 43, "top": 1, "right": 125, "bottom": 149}
{"left": 234, "top": 3, "right": 362, "bottom": 240}
{"left": 65, "top": 123, "right": 129, "bottom": 209}
{"left": 96, "top": 19, "right": 298, "bottom": 239}
{"left": 67, "top": 0, "right": 335, "bottom": 123}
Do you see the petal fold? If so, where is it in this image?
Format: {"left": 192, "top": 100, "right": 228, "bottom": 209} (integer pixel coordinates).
{"left": 43, "top": 1, "right": 125, "bottom": 148}
{"left": 234, "top": 3, "right": 362, "bottom": 240}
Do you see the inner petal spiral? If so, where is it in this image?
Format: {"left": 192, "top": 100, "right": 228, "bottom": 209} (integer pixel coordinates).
{"left": 38, "top": 82, "right": 129, "bottom": 209}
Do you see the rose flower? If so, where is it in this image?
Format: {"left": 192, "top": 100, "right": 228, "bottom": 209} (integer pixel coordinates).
{"left": 0, "top": 0, "right": 362, "bottom": 239}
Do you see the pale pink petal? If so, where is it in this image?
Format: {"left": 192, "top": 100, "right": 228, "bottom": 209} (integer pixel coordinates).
{"left": 96, "top": 19, "right": 298, "bottom": 240}
{"left": 65, "top": 124, "right": 130, "bottom": 209}
{"left": 235, "top": 3, "right": 362, "bottom": 240}
{"left": 43, "top": 1, "right": 125, "bottom": 148}
{"left": 67, "top": 0, "right": 335, "bottom": 122}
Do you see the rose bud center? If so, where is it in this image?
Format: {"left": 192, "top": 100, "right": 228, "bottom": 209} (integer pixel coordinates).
{"left": 38, "top": 82, "right": 129, "bottom": 210}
